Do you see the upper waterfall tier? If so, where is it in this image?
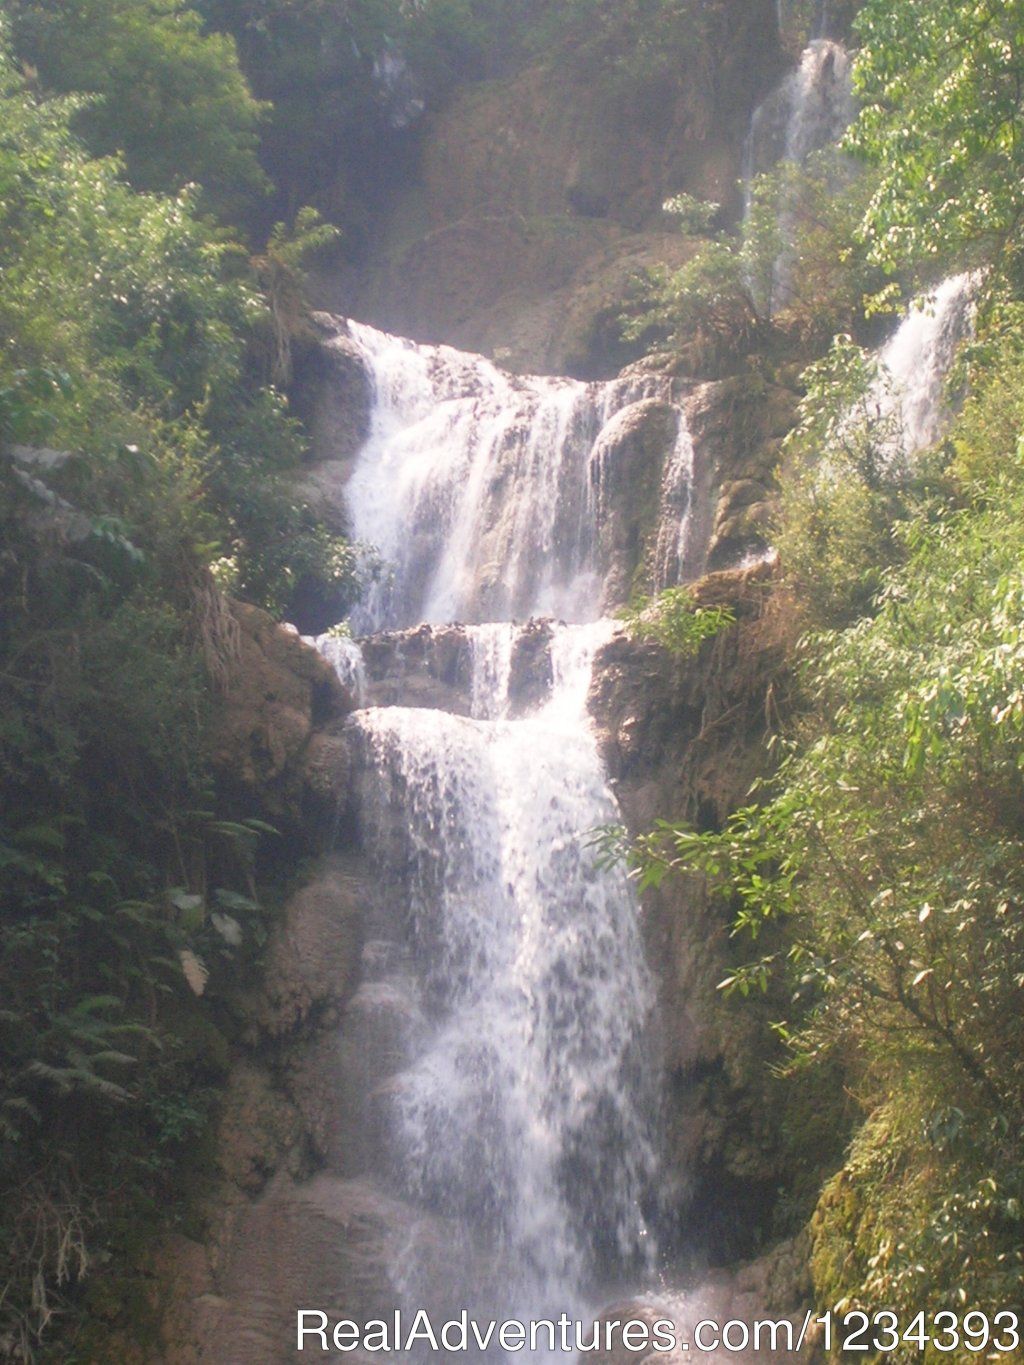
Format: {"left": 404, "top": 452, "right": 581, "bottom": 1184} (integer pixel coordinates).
{"left": 746, "top": 37, "right": 853, "bottom": 182}
{"left": 341, "top": 322, "right": 697, "bottom": 633}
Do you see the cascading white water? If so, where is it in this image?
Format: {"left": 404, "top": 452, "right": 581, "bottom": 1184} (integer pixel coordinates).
{"left": 744, "top": 37, "right": 853, "bottom": 312}
{"left": 744, "top": 39, "right": 852, "bottom": 196}
{"left": 343, "top": 322, "right": 694, "bottom": 631}
{"left": 780, "top": 40, "right": 853, "bottom": 168}
{"left": 349, "top": 624, "right": 658, "bottom": 1353}
{"left": 873, "top": 272, "right": 977, "bottom": 458}
{"left": 746, "top": 35, "right": 973, "bottom": 462}
{"left": 311, "top": 631, "right": 367, "bottom": 704}
{"left": 827, "top": 274, "right": 978, "bottom": 477}
{"left": 653, "top": 418, "right": 698, "bottom": 589}
{"left": 314, "top": 327, "right": 684, "bottom": 1357}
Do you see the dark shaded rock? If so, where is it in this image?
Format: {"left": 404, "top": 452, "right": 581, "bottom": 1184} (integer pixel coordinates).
{"left": 683, "top": 378, "right": 795, "bottom": 572}
{"left": 215, "top": 1062, "right": 304, "bottom": 1194}
{"left": 588, "top": 563, "right": 800, "bottom": 1257}
{"left": 289, "top": 313, "right": 374, "bottom": 539}
{"left": 507, "top": 618, "right": 554, "bottom": 713}
{"left": 293, "top": 313, "right": 373, "bottom": 469}
{"left": 237, "top": 853, "right": 364, "bottom": 1039}
{"left": 567, "top": 182, "right": 611, "bottom": 218}
{"left": 358, "top": 623, "right": 474, "bottom": 712}
{"left": 300, "top": 724, "right": 352, "bottom": 845}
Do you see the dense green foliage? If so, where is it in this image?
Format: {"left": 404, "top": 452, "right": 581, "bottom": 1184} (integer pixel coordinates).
{"left": 528, "top": 0, "right": 719, "bottom": 108}
{"left": 0, "top": 36, "right": 354, "bottom": 1355}
{"left": 629, "top": 375, "right": 1024, "bottom": 1330}
{"left": 771, "top": 332, "right": 922, "bottom": 626}
{"left": 621, "top": 0, "right": 1024, "bottom": 1345}
{"left": 848, "top": 0, "right": 1024, "bottom": 278}
{"left": 7, "top": 0, "right": 267, "bottom": 216}
{"left": 194, "top": 0, "right": 510, "bottom": 235}
{"left": 624, "top": 152, "right": 885, "bottom": 376}
{"left": 6, "top": 0, "right": 518, "bottom": 241}
{"left": 620, "top": 586, "right": 736, "bottom": 656}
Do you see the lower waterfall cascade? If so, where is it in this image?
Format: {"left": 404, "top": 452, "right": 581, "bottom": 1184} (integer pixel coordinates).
{"left": 348, "top": 623, "right": 659, "bottom": 1353}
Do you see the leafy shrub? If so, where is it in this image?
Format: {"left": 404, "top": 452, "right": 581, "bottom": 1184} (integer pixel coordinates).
{"left": 620, "top": 586, "right": 736, "bottom": 656}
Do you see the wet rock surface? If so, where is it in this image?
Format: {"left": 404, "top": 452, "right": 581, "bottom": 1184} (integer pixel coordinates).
{"left": 358, "top": 623, "right": 474, "bottom": 712}
{"left": 140, "top": 852, "right": 434, "bottom": 1364}
{"left": 588, "top": 563, "right": 799, "bottom": 1264}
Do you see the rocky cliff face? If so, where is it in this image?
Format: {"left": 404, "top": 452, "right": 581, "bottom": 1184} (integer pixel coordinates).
{"left": 325, "top": 0, "right": 783, "bottom": 377}
{"left": 590, "top": 565, "right": 800, "bottom": 1261}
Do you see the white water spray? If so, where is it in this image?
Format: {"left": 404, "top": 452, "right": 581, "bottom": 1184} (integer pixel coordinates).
{"left": 347, "top": 624, "right": 658, "bottom": 1354}
{"left": 342, "top": 322, "right": 694, "bottom": 630}
{"left": 874, "top": 272, "right": 977, "bottom": 457}
{"left": 743, "top": 37, "right": 853, "bottom": 312}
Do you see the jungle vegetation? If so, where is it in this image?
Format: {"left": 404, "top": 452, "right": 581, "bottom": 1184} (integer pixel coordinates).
{"left": 622, "top": 0, "right": 1024, "bottom": 1351}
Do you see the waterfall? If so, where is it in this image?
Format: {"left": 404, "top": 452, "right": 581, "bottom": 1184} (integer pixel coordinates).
{"left": 311, "top": 630, "right": 367, "bottom": 704}
{"left": 744, "top": 37, "right": 853, "bottom": 312}
{"left": 873, "top": 272, "right": 977, "bottom": 458}
{"left": 745, "top": 40, "right": 973, "bottom": 458}
{"left": 342, "top": 322, "right": 695, "bottom": 631}
{"left": 828, "top": 274, "right": 977, "bottom": 475}
{"left": 313, "top": 327, "right": 684, "bottom": 1356}
{"left": 745, "top": 39, "right": 852, "bottom": 195}
{"left": 348, "top": 625, "right": 658, "bottom": 1349}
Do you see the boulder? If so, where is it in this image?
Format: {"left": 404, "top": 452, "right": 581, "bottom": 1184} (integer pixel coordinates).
{"left": 210, "top": 603, "right": 349, "bottom": 833}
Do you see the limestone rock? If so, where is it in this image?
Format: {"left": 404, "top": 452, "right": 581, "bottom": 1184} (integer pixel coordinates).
{"left": 210, "top": 602, "right": 349, "bottom": 831}
{"left": 358, "top": 623, "right": 473, "bottom": 712}
{"left": 593, "top": 398, "right": 682, "bottom": 607}
{"left": 287, "top": 314, "right": 373, "bottom": 557}
{"left": 505, "top": 617, "right": 553, "bottom": 713}
{"left": 581, "top": 1301, "right": 679, "bottom": 1365}
{"left": 587, "top": 1250, "right": 817, "bottom": 1364}
{"left": 241, "top": 854, "right": 364, "bottom": 1037}
{"left": 292, "top": 314, "right": 373, "bottom": 470}
{"left": 300, "top": 726, "right": 352, "bottom": 841}
{"left": 589, "top": 563, "right": 799, "bottom": 1253}
{"left": 215, "top": 1062, "right": 303, "bottom": 1193}
{"left": 684, "top": 378, "right": 795, "bottom": 572}
{"left": 334, "top": 0, "right": 783, "bottom": 375}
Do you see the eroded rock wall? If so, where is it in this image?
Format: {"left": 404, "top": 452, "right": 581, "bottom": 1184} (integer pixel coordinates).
{"left": 590, "top": 563, "right": 799, "bottom": 1263}
{"left": 328, "top": 0, "right": 783, "bottom": 376}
